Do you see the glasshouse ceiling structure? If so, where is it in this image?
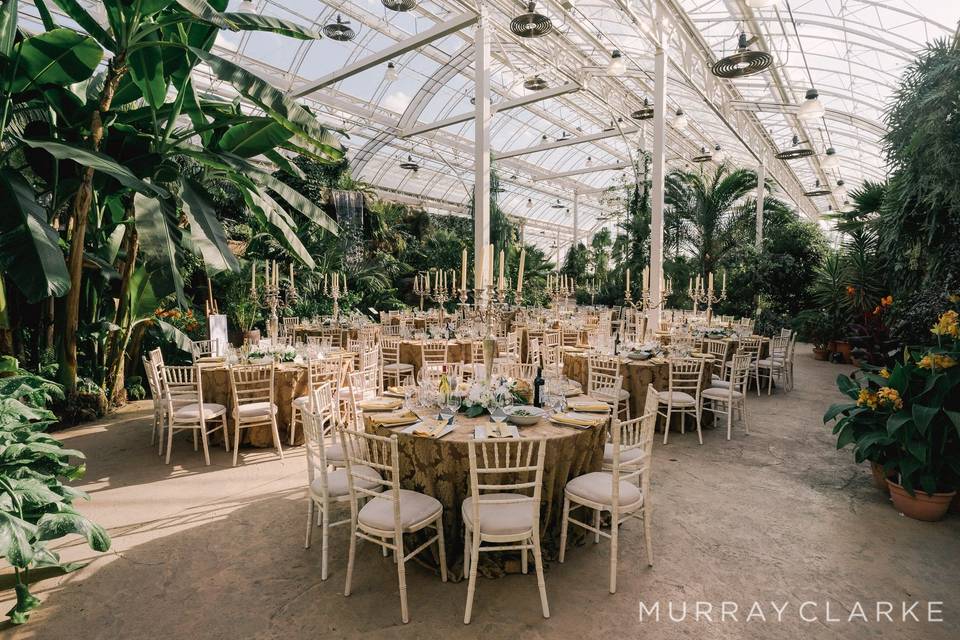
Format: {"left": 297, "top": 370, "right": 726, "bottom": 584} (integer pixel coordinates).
{"left": 19, "top": 0, "right": 957, "bottom": 254}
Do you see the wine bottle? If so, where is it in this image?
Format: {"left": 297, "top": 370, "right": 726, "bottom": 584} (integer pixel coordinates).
{"left": 533, "top": 367, "right": 545, "bottom": 408}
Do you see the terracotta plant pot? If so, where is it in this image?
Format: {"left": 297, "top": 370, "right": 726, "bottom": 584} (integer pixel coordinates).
{"left": 813, "top": 347, "right": 829, "bottom": 361}
{"left": 886, "top": 480, "right": 956, "bottom": 522}
{"left": 243, "top": 329, "right": 261, "bottom": 346}
{"left": 869, "top": 462, "right": 892, "bottom": 492}
{"left": 833, "top": 340, "right": 852, "bottom": 364}
{"left": 951, "top": 492, "right": 960, "bottom": 514}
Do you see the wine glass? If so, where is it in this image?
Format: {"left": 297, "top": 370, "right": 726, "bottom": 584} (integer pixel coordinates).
{"left": 489, "top": 393, "right": 508, "bottom": 436}
{"left": 443, "top": 392, "right": 462, "bottom": 423}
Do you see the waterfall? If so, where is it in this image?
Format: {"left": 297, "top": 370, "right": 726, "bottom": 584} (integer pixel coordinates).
{"left": 332, "top": 190, "right": 365, "bottom": 268}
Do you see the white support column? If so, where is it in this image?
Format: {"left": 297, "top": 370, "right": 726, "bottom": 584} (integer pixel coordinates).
{"left": 649, "top": 42, "right": 667, "bottom": 328}
{"left": 473, "top": 15, "right": 491, "bottom": 290}
{"left": 518, "top": 220, "right": 526, "bottom": 245}
{"left": 572, "top": 191, "right": 579, "bottom": 248}
{"left": 755, "top": 161, "right": 766, "bottom": 249}
{"left": 556, "top": 230, "right": 561, "bottom": 269}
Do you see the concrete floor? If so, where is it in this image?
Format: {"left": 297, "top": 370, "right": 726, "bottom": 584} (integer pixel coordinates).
{"left": 4, "top": 350, "right": 959, "bottom": 639}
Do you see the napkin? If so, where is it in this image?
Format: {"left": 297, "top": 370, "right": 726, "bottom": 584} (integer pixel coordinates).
{"left": 550, "top": 413, "right": 600, "bottom": 428}
{"left": 412, "top": 419, "right": 447, "bottom": 438}
{"left": 369, "top": 411, "right": 419, "bottom": 427}
{"left": 568, "top": 401, "right": 611, "bottom": 413}
{"left": 384, "top": 386, "right": 406, "bottom": 398}
{"left": 358, "top": 398, "right": 402, "bottom": 411}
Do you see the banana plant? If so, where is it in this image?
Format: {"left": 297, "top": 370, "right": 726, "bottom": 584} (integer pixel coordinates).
{"left": 1, "top": 0, "right": 343, "bottom": 396}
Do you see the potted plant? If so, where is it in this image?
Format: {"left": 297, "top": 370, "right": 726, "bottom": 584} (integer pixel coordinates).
{"left": 795, "top": 310, "right": 832, "bottom": 360}
{"left": 824, "top": 370, "right": 899, "bottom": 492}
{"left": 826, "top": 308, "right": 960, "bottom": 521}
{"left": 230, "top": 298, "right": 260, "bottom": 346}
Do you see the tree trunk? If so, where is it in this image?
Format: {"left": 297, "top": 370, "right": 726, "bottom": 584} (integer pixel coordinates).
{"left": 107, "top": 202, "right": 139, "bottom": 405}
{"left": 60, "top": 54, "right": 128, "bottom": 395}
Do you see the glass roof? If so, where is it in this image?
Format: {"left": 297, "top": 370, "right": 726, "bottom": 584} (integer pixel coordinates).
{"left": 20, "top": 0, "right": 959, "bottom": 253}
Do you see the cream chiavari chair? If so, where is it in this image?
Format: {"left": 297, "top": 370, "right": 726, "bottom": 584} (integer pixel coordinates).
{"left": 561, "top": 327, "right": 580, "bottom": 347}
{"left": 461, "top": 340, "right": 486, "bottom": 382}
{"left": 357, "top": 346, "right": 381, "bottom": 401}
{"left": 560, "top": 386, "right": 657, "bottom": 593}
{"left": 701, "top": 353, "right": 751, "bottom": 440}
{"left": 342, "top": 428, "right": 447, "bottom": 624}
{"left": 494, "top": 331, "right": 520, "bottom": 363}
{"left": 726, "top": 335, "right": 763, "bottom": 391}
{"left": 190, "top": 338, "right": 219, "bottom": 360}
{"left": 463, "top": 438, "right": 548, "bottom": 624}
{"left": 161, "top": 365, "right": 229, "bottom": 465}
{"left": 290, "top": 358, "right": 341, "bottom": 446}
{"left": 492, "top": 362, "right": 537, "bottom": 384}
{"left": 142, "top": 352, "right": 166, "bottom": 455}
{"left": 527, "top": 337, "right": 542, "bottom": 369}
{"left": 282, "top": 316, "right": 299, "bottom": 337}
{"left": 380, "top": 336, "right": 414, "bottom": 390}
{"left": 756, "top": 335, "right": 790, "bottom": 396}
{"left": 381, "top": 323, "right": 402, "bottom": 337}
{"left": 229, "top": 364, "right": 282, "bottom": 465}
{"left": 702, "top": 338, "right": 729, "bottom": 380}
{"left": 420, "top": 340, "right": 449, "bottom": 368}
{"left": 656, "top": 358, "right": 704, "bottom": 445}
{"left": 587, "top": 355, "right": 630, "bottom": 421}
{"left": 302, "top": 384, "right": 382, "bottom": 580}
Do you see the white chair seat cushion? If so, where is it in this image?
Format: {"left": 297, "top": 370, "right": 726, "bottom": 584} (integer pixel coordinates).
{"left": 565, "top": 472, "right": 643, "bottom": 507}
{"left": 657, "top": 391, "right": 696, "bottom": 406}
{"left": 325, "top": 443, "right": 345, "bottom": 462}
{"left": 461, "top": 493, "right": 536, "bottom": 536}
{"left": 756, "top": 358, "right": 779, "bottom": 367}
{"left": 174, "top": 402, "right": 226, "bottom": 420}
{"left": 359, "top": 489, "right": 442, "bottom": 531}
{"left": 710, "top": 379, "right": 732, "bottom": 389}
{"left": 382, "top": 363, "right": 414, "bottom": 372}
{"left": 292, "top": 395, "right": 310, "bottom": 408}
{"left": 702, "top": 387, "right": 744, "bottom": 400}
{"left": 236, "top": 401, "right": 278, "bottom": 418}
{"left": 314, "top": 465, "right": 382, "bottom": 498}
{"left": 593, "top": 388, "right": 630, "bottom": 402}
{"left": 602, "top": 443, "right": 645, "bottom": 465}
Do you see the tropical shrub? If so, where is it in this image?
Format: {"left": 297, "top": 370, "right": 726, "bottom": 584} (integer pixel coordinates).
{"left": 0, "top": 372, "right": 110, "bottom": 624}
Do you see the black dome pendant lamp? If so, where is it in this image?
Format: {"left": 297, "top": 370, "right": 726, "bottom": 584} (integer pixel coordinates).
{"left": 711, "top": 32, "right": 773, "bottom": 78}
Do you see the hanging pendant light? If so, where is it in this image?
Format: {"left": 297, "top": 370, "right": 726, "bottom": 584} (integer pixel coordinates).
{"left": 797, "top": 88, "right": 825, "bottom": 121}
{"left": 399, "top": 155, "right": 419, "bottom": 171}
{"left": 238, "top": 0, "right": 256, "bottom": 14}
{"left": 833, "top": 179, "right": 847, "bottom": 198}
{"left": 323, "top": 15, "right": 356, "bottom": 42}
{"left": 672, "top": 108, "right": 688, "bottom": 131}
{"left": 510, "top": 2, "right": 553, "bottom": 39}
{"left": 712, "top": 145, "right": 726, "bottom": 163}
{"left": 526, "top": 198, "right": 533, "bottom": 209}
{"left": 384, "top": 62, "right": 399, "bottom": 82}
{"left": 803, "top": 179, "right": 832, "bottom": 197}
{"left": 550, "top": 198, "right": 565, "bottom": 209}
{"left": 631, "top": 98, "right": 654, "bottom": 120}
{"left": 523, "top": 75, "right": 548, "bottom": 91}
{"left": 775, "top": 134, "right": 814, "bottom": 160}
{"left": 840, "top": 199, "right": 854, "bottom": 213}
{"left": 382, "top": 0, "right": 417, "bottom": 10}
{"left": 746, "top": 0, "right": 777, "bottom": 8}
{"left": 821, "top": 146, "right": 840, "bottom": 169}
{"left": 607, "top": 49, "right": 627, "bottom": 76}
{"left": 692, "top": 146, "right": 712, "bottom": 163}
{"left": 711, "top": 32, "right": 772, "bottom": 78}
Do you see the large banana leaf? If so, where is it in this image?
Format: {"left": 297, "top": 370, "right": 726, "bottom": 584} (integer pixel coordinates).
{"left": 218, "top": 118, "right": 293, "bottom": 158}
{"left": 134, "top": 193, "right": 185, "bottom": 306}
{"left": 179, "top": 177, "right": 240, "bottom": 274}
{"left": 20, "top": 138, "right": 169, "bottom": 197}
{"left": 48, "top": 0, "right": 116, "bottom": 51}
{"left": 175, "top": 0, "right": 235, "bottom": 30}
{"left": 0, "top": 168, "right": 70, "bottom": 302}
{"left": 0, "top": 0, "right": 17, "bottom": 58}
{"left": 220, "top": 12, "right": 321, "bottom": 39}
{"left": 10, "top": 28, "right": 103, "bottom": 93}
{"left": 189, "top": 47, "right": 344, "bottom": 164}
{"left": 241, "top": 188, "right": 316, "bottom": 269}
{"left": 127, "top": 29, "right": 167, "bottom": 109}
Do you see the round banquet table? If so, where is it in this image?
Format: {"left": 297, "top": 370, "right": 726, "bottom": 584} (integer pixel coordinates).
{"left": 397, "top": 339, "right": 495, "bottom": 377}
{"left": 562, "top": 351, "right": 716, "bottom": 427}
{"left": 364, "top": 407, "right": 606, "bottom": 579}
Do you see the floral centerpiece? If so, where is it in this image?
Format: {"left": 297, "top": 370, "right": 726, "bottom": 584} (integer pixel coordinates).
{"left": 248, "top": 344, "right": 297, "bottom": 363}
{"left": 462, "top": 376, "right": 533, "bottom": 417}
{"left": 825, "top": 306, "right": 960, "bottom": 520}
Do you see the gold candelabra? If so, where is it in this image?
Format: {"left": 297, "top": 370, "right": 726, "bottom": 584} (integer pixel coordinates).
{"left": 641, "top": 278, "right": 673, "bottom": 310}
{"left": 412, "top": 272, "right": 428, "bottom": 311}
{"left": 323, "top": 273, "right": 343, "bottom": 322}
{"left": 427, "top": 271, "right": 451, "bottom": 325}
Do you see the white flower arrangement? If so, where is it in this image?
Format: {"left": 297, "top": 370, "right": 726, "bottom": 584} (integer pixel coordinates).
{"left": 462, "top": 376, "right": 528, "bottom": 417}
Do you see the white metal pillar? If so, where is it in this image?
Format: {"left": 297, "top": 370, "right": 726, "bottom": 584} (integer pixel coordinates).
{"left": 649, "top": 43, "right": 667, "bottom": 328}
{"left": 556, "top": 230, "right": 561, "bottom": 268}
{"left": 518, "top": 220, "right": 526, "bottom": 245}
{"left": 572, "top": 191, "right": 579, "bottom": 248}
{"left": 755, "top": 161, "right": 766, "bottom": 249}
{"left": 473, "top": 14, "right": 491, "bottom": 290}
